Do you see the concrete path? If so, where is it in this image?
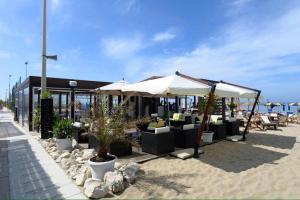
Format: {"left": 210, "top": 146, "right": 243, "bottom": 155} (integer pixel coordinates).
{"left": 0, "top": 108, "right": 86, "bottom": 199}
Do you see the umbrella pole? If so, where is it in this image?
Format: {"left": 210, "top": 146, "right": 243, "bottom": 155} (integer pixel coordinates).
{"left": 194, "top": 85, "right": 216, "bottom": 158}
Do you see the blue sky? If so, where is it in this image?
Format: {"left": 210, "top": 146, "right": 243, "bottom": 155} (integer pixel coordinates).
{"left": 1, "top": 0, "right": 300, "bottom": 102}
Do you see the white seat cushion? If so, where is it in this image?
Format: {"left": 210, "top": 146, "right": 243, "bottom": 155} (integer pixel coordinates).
{"left": 183, "top": 124, "right": 195, "bottom": 130}
{"left": 73, "top": 122, "right": 81, "bottom": 128}
{"left": 155, "top": 127, "right": 170, "bottom": 134}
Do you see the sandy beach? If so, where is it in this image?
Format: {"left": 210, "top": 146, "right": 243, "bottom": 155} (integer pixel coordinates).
{"left": 117, "top": 124, "right": 300, "bottom": 199}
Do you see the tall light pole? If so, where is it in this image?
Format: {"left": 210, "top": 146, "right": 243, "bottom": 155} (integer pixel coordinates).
{"left": 41, "top": 0, "right": 47, "bottom": 96}
{"left": 25, "top": 61, "right": 28, "bottom": 78}
{"left": 8, "top": 75, "right": 12, "bottom": 103}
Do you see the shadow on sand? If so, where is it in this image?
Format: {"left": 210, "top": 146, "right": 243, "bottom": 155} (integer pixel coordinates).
{"left": 198, "top": 132, "right": 297, "bottom": 173}
{"left": 246, "top": 132, "right": 296, "bottom": 149}
{"left": 134, "top": 170, "right": 194, "bottom": 196}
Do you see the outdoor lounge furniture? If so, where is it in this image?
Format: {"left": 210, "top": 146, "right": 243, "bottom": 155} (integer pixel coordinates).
{"left": 172, "top": 124, "right": 198, "bottom": 148}
{"left": 72, "top": 122, "right": 89, "bottom": 143}
{"left": 210, "top": 123, "right": 226, "bottom": 140}
{"left": 88, "top": 134, "right": 132, "bottom": 157}
{"left": 226, "top": 119, "right": 240, "bottom": 136}
{"left": 278, "top": 115, "right": 288, "bottom": 127}
{"left": 261, "top": 116, "right": 278, "bottom": 130}
{"left": 141, "top": 127, "right": 174, "bottom": 155}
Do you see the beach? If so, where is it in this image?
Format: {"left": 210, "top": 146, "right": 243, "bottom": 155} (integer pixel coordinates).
{"left": 117, "top": 124, "right": 300, "bottom": 199}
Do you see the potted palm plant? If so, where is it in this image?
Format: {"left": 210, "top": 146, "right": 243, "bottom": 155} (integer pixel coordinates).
{"left": 198, "top": 95, "right": 217, "bottom": 143}
{"left": 88, "top": 98, "right": 127, "bottom": 180}
{"left": 53, "top": 118, "right": 74, "bottom": 150}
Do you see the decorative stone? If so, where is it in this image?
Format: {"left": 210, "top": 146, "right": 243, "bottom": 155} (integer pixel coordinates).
{"left": 75, "top": 171, "right": 87, "bottom": 186}
{"left": 50, "top": 152, "right": 60, "bottom": 160}
{"left": 75, "top": 164, "right": 91, "bottom": 186}
{"left": 71, "top": 149, "right": 81, "bottom": 159}
{"left": 83, "top": 178, "right": 108, "bottom": 199}
{"left": 67, "top": 164, "right": 82, "bottom": 179}
{"left": 47, "top": 146, "right": 57, "bottom": 153}
{"left": 114, "top": 162, "right": 123, "bottom": 170}
{"left": 104, "top": 171, "right": 125, "bottom": 193}
{"left": 82, "top": 149, "right": 95, "bottom": 160}
{"left": 57, "top": 152, "right": 70, "bottom": 160}
{"left": 119, "top": 162, "right": 140, "bottom": 183}
{"left": 61, "top": 158, "right": 71, "bottom": 170}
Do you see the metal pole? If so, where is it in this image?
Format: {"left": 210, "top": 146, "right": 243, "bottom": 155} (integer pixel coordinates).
{"left": 243, "top": 91, "right": 261, "bottom": 141}
{"left": 194, "top": 84, "right": 216, "bottom": 158}
{"left": 41, "top": 0, "right": 47, "bottom": 95}
{"left": 8, "top": 75, "right": 11, "bottom": 103}
{"left": 25, "top": 62, "right": 28, "bottom": 78}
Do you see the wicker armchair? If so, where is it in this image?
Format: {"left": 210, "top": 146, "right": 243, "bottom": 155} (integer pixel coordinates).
{"left": 141, "top": 127, "right": 174, "bottom": 155}
{"left": 172, "top": 124, "right": 198, "bottom": 148}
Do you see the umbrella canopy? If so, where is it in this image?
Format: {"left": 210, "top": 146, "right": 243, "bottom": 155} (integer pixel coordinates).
{"left": 96, "top": 80, "right": 128, "bottom": 95}
{"left": 289, "top": 102, "right": 300, "bottom": 106}
{"left": 265, "top": 102, "right": 281, "bottom": 106}
{"left": 215, "top": 82, "right": 258, "bottom": 98}
{"left": 122, "top": 72, "right": 243, "bottom": 97}
{"left": 122, "top": 74, "right": 212, "bottom": 96}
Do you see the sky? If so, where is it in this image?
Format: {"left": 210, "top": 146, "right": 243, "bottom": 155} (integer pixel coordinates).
{"left": 0, "top": 0, "right": 300, "bottom": 102}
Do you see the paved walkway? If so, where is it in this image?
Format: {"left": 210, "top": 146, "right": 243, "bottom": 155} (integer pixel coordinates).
{"left": 0, "top": 108, "right": 86, "bottom": 199}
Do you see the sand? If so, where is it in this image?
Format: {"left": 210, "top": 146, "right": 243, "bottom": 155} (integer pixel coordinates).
{"left": 116, "top": 124, "right": 300, "bottom": 199}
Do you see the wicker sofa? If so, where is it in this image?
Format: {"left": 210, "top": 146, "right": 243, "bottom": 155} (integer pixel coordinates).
{"left": 141, "top": 127, "right": 174, "bottom": 155}
{"left": 172, "top": 124, "right": 198, "bottom": 148}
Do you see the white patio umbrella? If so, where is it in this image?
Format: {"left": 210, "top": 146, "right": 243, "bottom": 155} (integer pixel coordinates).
{"left": 122, "top": 74, "right": 212, "bottom": 96}
{"left": 215, "top": 82, "right": 258, "bottom": 99}
{"left": 96, "top": 79, "right": 129, "bottom": 95}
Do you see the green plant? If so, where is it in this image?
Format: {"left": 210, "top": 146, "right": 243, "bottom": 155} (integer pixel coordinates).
{"left": 53, "top": 118, "right": 74, "bottom": 139}
{"left": 90, "top": 97, "right": 128, "bottom": 161}
{"left": 198, "top": 95, "right": 218, "bottom": 131}
{"left": 41, "top": 90, "right": 52, "bottom": 99}
{"left": 33, "top": 108, "right": 41, "bottom": 131}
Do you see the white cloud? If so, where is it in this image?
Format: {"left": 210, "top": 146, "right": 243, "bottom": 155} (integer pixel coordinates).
{"left": 0, "top": 50, "right": 11, "bottom": 59}
{"left": 153, "top": 31, "right": 176, "bottom": 42}
{"left": 51, "top": 0, "right": 61, "bottom": 11}
{"left": 101, "top": 36, "right": 143, "bottom": 59}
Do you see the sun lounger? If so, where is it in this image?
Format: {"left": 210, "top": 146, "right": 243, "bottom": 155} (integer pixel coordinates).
{"left": 261, "top": 116, "right": 278, "bottom": 130}
{"left": 278, "top": 115, "right": 288, "bottom": 127}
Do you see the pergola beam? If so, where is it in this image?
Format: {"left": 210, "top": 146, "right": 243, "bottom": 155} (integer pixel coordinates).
{"left": 243, "top": 90, "right": 261, "bottom": 140}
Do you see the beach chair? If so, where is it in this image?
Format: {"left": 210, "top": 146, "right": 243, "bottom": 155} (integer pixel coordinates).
{"left": 261, "top": 116, "right": 278, "bottom": 130}
{"left": 278, "top": 115, "right": 288, "bottom": 127}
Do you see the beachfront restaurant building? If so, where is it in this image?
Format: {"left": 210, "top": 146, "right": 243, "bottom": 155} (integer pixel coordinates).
{"left": 13, "top": 76, "right": 110, "bottom": 131}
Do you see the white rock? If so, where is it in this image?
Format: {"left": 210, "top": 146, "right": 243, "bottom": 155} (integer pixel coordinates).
{"left": 61, "top": 158, "right": 71, "bottom": 169}
{"left": 75, "top": 172, "right": 87, "bottom": 186}
{"left": 104, "top": 171, "right": 125, "bottom": 193}
{"left": 67, "top": 164, "right": 82, "bottom": 179}
{"left": 75, "top": 164, "right": 91, "bottom": 186}
{"left": 119, "top": 162, "right": 140, "bottom": 183}
{"left": 59, "top": 152, "right": 70, "bottom": 158}
{"left": 83, "top": 178, "right": 108, "bottom": 199}
{"left": 82, "top": 149, "right": 95, "bottom": 160}
{"left": 50, "top": 152, "right": 60, "bottom": 160}
{"left": 47, "top": 142, "right": 56, "bottom": 148}
{"left": 114, "top": 162, "right": 123, "bottom": 170}
{"left": 47, "top": 146, "right": 57, "bottom": 153}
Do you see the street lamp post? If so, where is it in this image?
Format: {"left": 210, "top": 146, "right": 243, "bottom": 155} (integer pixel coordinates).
{"left": 8, "top": 75, "right": 12, "bottom": 103}
{"left": 25, "top": 61, "right": 28, "bottom": 78}
{"left": 41, "top": 0, "right": 47, "bottom": 96}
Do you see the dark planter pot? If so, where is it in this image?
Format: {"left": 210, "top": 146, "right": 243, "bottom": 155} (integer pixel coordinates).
{"left": 109, "top": 141, "right": 132, "bottom": 157}
{"left": 41, "top": 98, "right": 53, "bottom": 139}
{"left": 88, "top": 135, "right": 132, "bottom": 157}
{"left": 226, "top": 120, "right": 240, "bottom": 136}
{"left": 210, "top": 123, "right": 227, "bottom": 140}
{"left": 136, "top": 123, "right": 148, "bottom": 132}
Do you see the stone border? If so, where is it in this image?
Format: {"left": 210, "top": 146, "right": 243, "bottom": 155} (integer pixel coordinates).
{"left": 39, "top": 138, "right": 141, "bottom": 199}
